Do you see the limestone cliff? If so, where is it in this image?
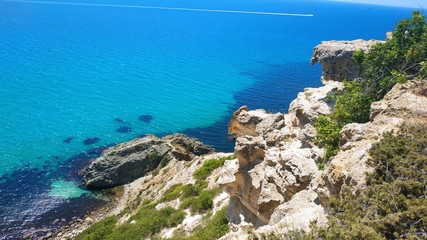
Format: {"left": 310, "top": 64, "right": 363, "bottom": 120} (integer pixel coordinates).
{"left": 219, "top": 38, "right": 427, "bottom": 239}
{"left": 310, "top": 39, "right": 381, "bottom": 81}
{"left": 219, "top": 80, "right": 343, "bottom": 233}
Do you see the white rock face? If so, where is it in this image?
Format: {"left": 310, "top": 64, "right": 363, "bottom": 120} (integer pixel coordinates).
{"left": 220, "top": 75, "right": 427, "bottom": 238}
{"left": 311, "top": 39, "right": 382, "bottom": 81}
{"left": 219, "top": 80, "right": 343, "bottom": 235}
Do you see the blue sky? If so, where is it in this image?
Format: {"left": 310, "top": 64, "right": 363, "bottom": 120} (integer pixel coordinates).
{"left": 332, "top": 0, "right": 427, "bottom": 8}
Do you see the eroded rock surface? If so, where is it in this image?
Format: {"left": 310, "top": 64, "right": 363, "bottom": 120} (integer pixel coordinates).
{"left": 220, "top": 75, "right": 427, "bottom": 237}
{"left": 311, "top": 39, "right": 382, "bottom": 81}
{"left": 82, "top": 134, "right": 213, "bottom": 189}
{"left": 219, "top": 80, "right": 343, "bottom": 232}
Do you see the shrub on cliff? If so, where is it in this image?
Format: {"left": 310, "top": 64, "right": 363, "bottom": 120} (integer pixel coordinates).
{"left": 311, "top": 125, "right": 427, "bottom": 239}
{"left": 315, "top": 11, "right": 427, "bottom": 161}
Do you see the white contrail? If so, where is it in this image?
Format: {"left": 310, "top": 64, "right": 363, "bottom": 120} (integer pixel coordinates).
{"left": 3, "top": 0, "right": 314, "bottom": 17}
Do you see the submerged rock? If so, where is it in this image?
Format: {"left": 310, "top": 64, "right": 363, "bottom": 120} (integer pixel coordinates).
{"left": 83, "top": 137, "right": 100, "bottom": 145}
{"left": 138, "top": 115, "right": 153, "bottom": 123}
{"left": 116, "top": 126, "right": 132, "bottom": 133}
{"left": 82, "top": 134, "right": 213, "bottom": 189}
{"left": 114, "top": 118, "right": 128, "bottom": 124}
{"left": 63, "top": 137, "right": 74, "bottom": 144}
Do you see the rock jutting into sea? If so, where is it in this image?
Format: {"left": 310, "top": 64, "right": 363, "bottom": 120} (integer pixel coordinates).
{"left": 82, "top": 134, "right": 214, "bottom": 189}
{"left": 310, "top": 39, "right": 381, "bottom": 81}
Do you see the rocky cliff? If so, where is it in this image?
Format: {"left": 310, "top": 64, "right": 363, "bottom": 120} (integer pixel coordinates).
{"left": 310, "top": 39, "right": 381, "bottom": 81}
{"left": 219, "top": 80, "right": 342, "bottom": 234}
{"left": 218, "top": 38, "right": 427, "bottom": 239}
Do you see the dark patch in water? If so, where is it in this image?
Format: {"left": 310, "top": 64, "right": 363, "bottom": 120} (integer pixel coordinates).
{"left": 183, "top": 62, "right": 322, "bottom": 152}
{"left": 136, "top": 133, "right": 147, "bottom": 138}
{"left": 237, "top": 62, "right": 322, "bottom": 112}
{"left": 83, "top": 137, "right": 100, "bottom": 145}
{"left": 182, "top": 107, "right": 235, "bottom": 153}
{"left": 116, "top": 126, "right": 132, "bottom": 133}
{"left": 56, "top": 145, "right": 109, "bottom": 183}
{"left": 53, "top": 155, "right": 60, "bottom": 160}
{"left": 138, "top": 114, "right": 153, "bottom": 123}
{"left": 62, "top": 137, "right": 74, "bottom": 144}
{"left": 114, "top": 118, "right": 130, "bottom": 125}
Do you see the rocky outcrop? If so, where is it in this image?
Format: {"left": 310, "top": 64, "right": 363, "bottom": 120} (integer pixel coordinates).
{"left": 219, "top": 80, "right": 343, "bottom": 232}
{"left": 311, "top": 39, "right": 382, "bottom": 81}
{"left": 82, "top": 134, "right": 213, "bottom": 189}
{"left": 220, "top": 80, "right": 427, "bottom": 237}
{"left": 316, "top": 80, "right": 427, "bottom": 206}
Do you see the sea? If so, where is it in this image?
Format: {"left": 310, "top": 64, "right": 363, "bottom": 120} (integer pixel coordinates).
{"left": 0, "top": 0, "right": 415, "bottom": 238}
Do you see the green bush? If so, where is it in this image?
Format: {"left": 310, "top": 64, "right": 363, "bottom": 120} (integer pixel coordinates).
{"left": 311, "top": 125, "right": 427, "bottom": 239}
{"left": 313, "top": 115, "right": 341, "bottom": 164}
{"left": 158, "top": 183, "right": 184, "bottom": 203}
{"left": 76, "top": 200, "right": 185, "bottom": 240}
{"left": 180, "top": 187, "right": 222, "bottom": 214}
{"left": 75, "top": 216, "right": 118, "bottom": 240}
{"left": 188, "top": 207, "right": 230, "bottom": 240}
{"left": 193, "top": 155, "right": 234, "bottom": 181}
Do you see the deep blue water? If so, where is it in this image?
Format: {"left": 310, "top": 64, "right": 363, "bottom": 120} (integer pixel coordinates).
{"left": 0, "top": 0, "right": 414, "bottom": 238}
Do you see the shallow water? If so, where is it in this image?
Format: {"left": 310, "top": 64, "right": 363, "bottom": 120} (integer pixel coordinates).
{"left": 0, "top": 0, "right": 414, "bottom": 237}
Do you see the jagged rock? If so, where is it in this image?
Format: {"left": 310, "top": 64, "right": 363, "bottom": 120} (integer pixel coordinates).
{"left": 220, "top": 80, "right": 335, "bottom": 230}
{"left": 316, "top": 80, "right": 427, "bottom": 207}
{"left": 228, "top": 106, "right": 270, "bottom": 137}
{"left": 311, "top": 39, "right": 382, "bottom": 81}
{"left": 82, "top": 134, "right": 213, "bottom": 189}
{"left": 288, "top": 80, "right": 343, "bottom": 128}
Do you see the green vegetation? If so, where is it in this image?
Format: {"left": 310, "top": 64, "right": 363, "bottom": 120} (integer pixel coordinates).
{"left": 76, "top": 201, "right": 185, "bottom": 240}
{"left": 180, "top": 187, "right": 222, "bottom": 214}
{"left": 168, "top": 207, "right": 230, "bottom": 240}
{"left": 311, "top": 124, "right": 427, "bottom": 239}
{"left": 75, "top": 216, "right": 118, "bottom": 240}
{"left": 193, "top": 155, "right": 235, "bottom": 181}
{"left": 189, "top": 207, "right": 230, "bottom": 240}
{"left": 76, "top": 154, "right": 232, "bottom": 240}
{"left": 314, "top": 11, "right": 427, "bottom": 162}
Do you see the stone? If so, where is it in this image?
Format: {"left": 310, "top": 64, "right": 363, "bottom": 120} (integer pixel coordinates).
{"left": 228, "top": 106, "right": 270, "bottom": 137}
{"left": 311, "top": 39, "right": 382, "bottom": 81}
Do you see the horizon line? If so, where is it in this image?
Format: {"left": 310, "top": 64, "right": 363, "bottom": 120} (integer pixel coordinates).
{"left": 3, "top": 0, "right": 315, "bottom": 17}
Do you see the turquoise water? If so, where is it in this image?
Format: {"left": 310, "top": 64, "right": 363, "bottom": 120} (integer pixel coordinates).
{"left": 0, "top": 0, "right": 414, "bottom": 237}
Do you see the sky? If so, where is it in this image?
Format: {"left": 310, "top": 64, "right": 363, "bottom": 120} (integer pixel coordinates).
{"left": 332, "top": 0, "right": 427, "bottom": 9}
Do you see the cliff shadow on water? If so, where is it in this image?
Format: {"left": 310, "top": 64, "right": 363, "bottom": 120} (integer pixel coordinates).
{"left": 183, "top": 61, "right": 322, "bottom": 152}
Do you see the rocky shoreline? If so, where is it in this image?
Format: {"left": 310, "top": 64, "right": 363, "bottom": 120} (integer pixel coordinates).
{"left": 47, "top": 35, "right": 427, "bottom": 239}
